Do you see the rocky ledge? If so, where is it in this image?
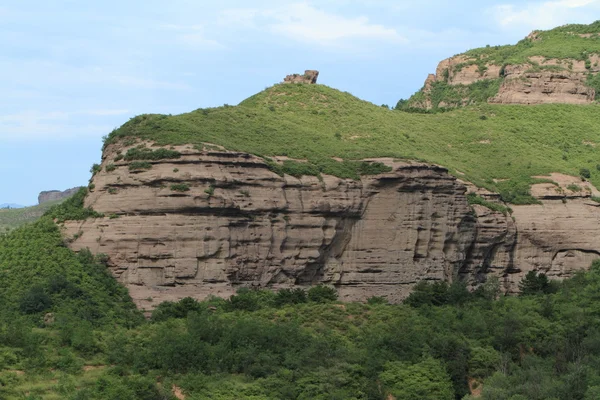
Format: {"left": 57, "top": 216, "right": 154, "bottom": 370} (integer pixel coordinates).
{"left": 62, "top": 141, "right": 600, "bottom": 308}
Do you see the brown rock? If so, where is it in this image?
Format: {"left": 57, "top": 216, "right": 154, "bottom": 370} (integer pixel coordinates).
{"left": 283, "top": 70, "right": 319, "bottom": 84}
{"left": 38, "top": 187, "right": 82, "bottom": 205}
{"left": 63, "top": 142, "right": 600, "bottom": 307}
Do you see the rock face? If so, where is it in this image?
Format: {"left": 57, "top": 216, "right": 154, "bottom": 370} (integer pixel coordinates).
{"left": 63, "top": 142, "right": 600, "bottom": 308}
{"left": 414, "top": 34, "right": 600, "bottom": 108}
{"left": 283, "top": 70, "right": 319, "bottom": 84}
{"left": 38, "top": 187, "right": 82, "bottom": 204}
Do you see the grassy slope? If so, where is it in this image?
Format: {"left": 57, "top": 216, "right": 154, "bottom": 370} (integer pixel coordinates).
{"left": 106, "top": 83, "right": 600, "bottom": 203}
{"left": 464, "top": 21, "right": 600, "bottom": 65}
{"left": 0, "top": 199, "right": 64, "bottom": 232}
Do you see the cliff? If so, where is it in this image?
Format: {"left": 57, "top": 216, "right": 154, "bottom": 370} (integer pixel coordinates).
{"left": 403, "top": 22, "right": 600, "bottom": 110}
{"left": 38, "top": 187, "right": 82, "bottom": 204}
{"left": 62, "top": 140, "right": 600, "bottom": 308}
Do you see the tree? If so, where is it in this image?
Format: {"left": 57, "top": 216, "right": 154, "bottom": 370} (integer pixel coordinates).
{"left": 307, "top": 285, "right": 338, "bottom": 303}
{"left": 379, "top": 358, "right": 454, "bottom": 400}
{"left": 519, "top": 271, "right": 553, "bottom": 296}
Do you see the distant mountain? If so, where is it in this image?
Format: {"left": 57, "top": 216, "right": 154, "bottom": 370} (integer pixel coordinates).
{"left": 0, "top": 203, "right": 24, "bottom": 209}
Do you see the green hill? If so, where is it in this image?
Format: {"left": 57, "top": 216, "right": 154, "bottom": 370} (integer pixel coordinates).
{"left": 105, "top": 83, "right": 600, "bottom": 204}
{"left": 0, "top": 199, "right": 65, "bottom": 233}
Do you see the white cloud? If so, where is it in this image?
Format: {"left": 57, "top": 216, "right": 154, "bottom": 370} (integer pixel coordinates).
{"left": 159, "top": 24, "right": 225, "bottom": 49}
{"left": 220, "top": 2, "right": 406, "bottom": 46}
{"left": 0, "top": 111, "right": 112, "bottom": 140}
{"left": 492, "top": 0, "right": 600, "bottom": 30}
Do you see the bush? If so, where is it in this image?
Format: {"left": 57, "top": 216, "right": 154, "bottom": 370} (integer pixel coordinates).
{"left": 19, "top": 285, "right": 52, "bottom": 314}
{"left": 307, "top": 285, "right": 338, "bottom": 303}
{"left": 227, "top": 288, "right": 276, "bottom": 311}
{"left": 274, "top": 288, "right": 307, "bottom": 307}
{"left": 124, "top": 147, "right": 181, "bottom": 161}
{"left": 105, "top": 164, "right": 116, "bottom": 172}
{"left": 44, "top": 188, "right": 103, "bottom": 222}
{"left": 367, "top": 296, "right": 388, "bottom": 305}
{"left": 518, "top": 271, "right": 556, "bottom": 295}
{"left": 170, "top": 183, "right": 190, "bottom": 192}
{"left": 128, "top": 161, "right": 152, "bottom": 171}
{"left": 151, "top": 297, "right": 204, "bottom": 321}
{"left": 580, "top": 168, "right": 591, "bottom": 179}
{"left": 90, "top": 163, "right": 101, "bottom": 176}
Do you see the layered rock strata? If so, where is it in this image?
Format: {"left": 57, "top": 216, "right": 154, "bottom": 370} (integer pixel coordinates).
{"left": 63, "top": 142, "right": 600, "bottom": 307}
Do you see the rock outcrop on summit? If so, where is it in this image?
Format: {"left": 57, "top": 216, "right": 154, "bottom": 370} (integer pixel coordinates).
{"left": 283, "top": 70, "right": 319, "bottom": 84}
{"left": 63, "top": 141, "right": 600, "bottom": 308}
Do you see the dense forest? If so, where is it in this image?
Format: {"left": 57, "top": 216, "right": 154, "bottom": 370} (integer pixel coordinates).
{"left": 0, "top": 212, "right": 599, "bottom": 399}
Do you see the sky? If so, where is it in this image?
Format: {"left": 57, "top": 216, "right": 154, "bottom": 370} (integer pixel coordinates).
{"left": 2, "top": 0, "right": 600, "bottom": 205}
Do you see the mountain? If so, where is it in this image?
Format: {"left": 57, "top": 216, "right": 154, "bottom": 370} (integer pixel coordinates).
{"left": 401, "top": 21, "right": 600, "bottom": 111}
{"left": 38, "top": 187, "right": 83, "bottom": 205}
{"left": 0, "top": 203, "right": 24, "bottom": 209}
{"left": 56, "top": 67, "right": 600, "bottom": 307}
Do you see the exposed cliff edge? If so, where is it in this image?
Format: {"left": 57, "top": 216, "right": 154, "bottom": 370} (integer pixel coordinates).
{"left": 402, "top": 22, "right": 600, "bottom": 110}
{"left": 62, "top": 141, "right": 600, "bottom": 308}
{"left": 39, "top": 187, "right": 82, "bottom": 205}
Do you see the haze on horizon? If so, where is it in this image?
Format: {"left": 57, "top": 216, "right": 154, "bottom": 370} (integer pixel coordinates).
{"left": 2, "top": 0, "right": 600, "bottom": 205}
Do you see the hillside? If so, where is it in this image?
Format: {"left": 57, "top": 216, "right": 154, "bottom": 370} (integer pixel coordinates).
{"left": 105, "top": 82, "right": 600, "bottom": 204}
{"left": 0, "top": 199, "right": 65, "bottom": 233}
{"left": 402, "top": 21, "right": 600, "bottom": 110}
{"left": 2, "top": 213, "right": 600, "bottom": 399}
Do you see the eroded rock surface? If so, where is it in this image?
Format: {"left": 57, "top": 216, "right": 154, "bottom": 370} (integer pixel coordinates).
{"left": 39, "top": 187, "right": 82, "bottom": 204}
{"left": 63, "top": 142, "right": 600, "bottom": 307}
{"left": 283, "top": 70, "right": 319, "bottom": 84}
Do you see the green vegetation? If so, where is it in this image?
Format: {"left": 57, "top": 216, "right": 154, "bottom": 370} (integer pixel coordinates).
{"left": 105, "top": 164, "right": 116, "bottom": 172}
{"left": 102, "top": 83, "right": 600, "bottom": 204}
{"left": 463, "top": 22, "right": 600, "bottom": 65}
{"left": 123, "top": 146, "right": 181, "bottom": 161}
{"left": 0, "top": 199, "right": 64, "bottom": 232}
{"left": 403, "top": 21, "right": 600, "bottom": 110}
{"left": 45, "top": 188, "right": 103, "bottom": 222}
{"left": 5, "top": 214, "right": 600, "bottom": 398}
{"left": 401, "top": 79, "right": 502, "bottom": 111}
{"left": 467, "top": 192, "right": 512, "bottom": 215}
{"left": 128, "top": 161, "right": 152, "bottom": 171}
{"left": 170, "top": 183, "right": 190, "bottom": 192}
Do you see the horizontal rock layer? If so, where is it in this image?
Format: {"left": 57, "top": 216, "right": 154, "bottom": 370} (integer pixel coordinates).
{"left": 64, "top": 142, "right": 600, "bottom": 308}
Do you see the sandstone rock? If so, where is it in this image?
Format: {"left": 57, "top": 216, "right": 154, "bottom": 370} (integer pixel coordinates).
{"left": 490, "top": 71, "right": 595, "bottom": 105}
{"left": 283, "top": 70, "right": 319, "bottom": 84}
{"left": 38, "top": 187, "right": 82, "bottom": 204}
{"left": 63, "top": 142, "right": 600, "bottom": 307}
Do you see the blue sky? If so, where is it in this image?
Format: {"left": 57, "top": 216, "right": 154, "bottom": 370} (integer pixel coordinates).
{"left": 2, "top": 0, "right": 600, "bottom": 205}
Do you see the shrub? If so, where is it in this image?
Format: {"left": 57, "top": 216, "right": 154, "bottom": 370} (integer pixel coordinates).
{"left": 274, "top": 288, "right": 307, "bottom": 306}
{"left": 170, "top": 183, "right": 190, "bottom": 192}
{"left": 105, "top": 164, "right": 116, "bottom": 172}
{"left": 367, "top": 296, "right": 388, "bottom": 305}
{"left": 467, "top": 192, "right": 511, "bottom": 215}
{"left": 19, "top": 285, "right": 52, "bottom": 314}
{"left": 580, "top": 168, "right": 591, "bottom": 179}
{"left": 204, "top": 185, "right": 215, "bottom": 197}
{"left": 518, "top": 271, "right": 556, "bottom": 295}
{"left": 567, "top": 183, "right": 582, "bottom": 192}
{"left": 307, "top": 285, "right": 338, "bottom": 303}
{"left": 151, "top": 297, "right": 204, "bottom": 321}
{"left": 128, "top": 161, "right": 152, "bottom": 171}
{"left": 124, "top": 147, "right": 181, "bottom": 161}
{"left": 90, "top": 163, "right": 101, "bottom": 176}
{"left": 45, "top": 188, "right": 103, "bottom": 222}
{"left": 227, "top": 288, "right": 276, "bottom": 311}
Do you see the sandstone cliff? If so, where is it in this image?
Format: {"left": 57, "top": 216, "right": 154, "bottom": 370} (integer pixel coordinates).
{"left": 39, "top": 187, "right": 82, "bottom": 204}
{"left": 405, "top": 27, "right": 600, "bottom": 109}
{"left": 62, "top": 141, "right": 600, "bottom": 308}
